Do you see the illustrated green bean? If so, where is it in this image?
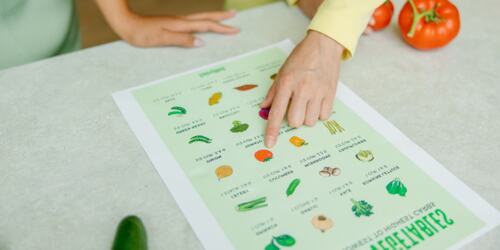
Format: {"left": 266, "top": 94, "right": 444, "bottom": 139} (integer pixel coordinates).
{"left": 236, "top": 197, "right": 267, "bottom": 212}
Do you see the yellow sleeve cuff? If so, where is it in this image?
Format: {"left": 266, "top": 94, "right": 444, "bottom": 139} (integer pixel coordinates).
{"left": 287, "top": 0, "right": 299, "bottom": 5}
{"left": 308, "top": 0, "right": 385, "bottom": 59}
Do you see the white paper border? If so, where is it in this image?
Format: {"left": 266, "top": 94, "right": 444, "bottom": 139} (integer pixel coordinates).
{"left": 113, "top": 39, "right": 500, "bottom": 250}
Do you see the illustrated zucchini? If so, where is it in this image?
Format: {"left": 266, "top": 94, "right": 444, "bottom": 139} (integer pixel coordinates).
{"left": 112, "top": 215, "right": 147, "bottom": 250}
{"left": 286, "top": 178, "right": 301, "bottom": 197}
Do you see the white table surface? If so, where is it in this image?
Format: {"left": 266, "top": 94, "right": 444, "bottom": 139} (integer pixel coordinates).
{"left": 1, "top": 1, "right": 499, "bottom": 249}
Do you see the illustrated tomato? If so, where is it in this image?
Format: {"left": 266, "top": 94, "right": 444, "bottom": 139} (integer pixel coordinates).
{"left": 255, "top": 149, "right": 273, "bottom": 162}
{"left": 369, "top": 0, "right": 394, "bottom": 31}
{"left": 398, "top": 0, "right": 460, "bottom": 50}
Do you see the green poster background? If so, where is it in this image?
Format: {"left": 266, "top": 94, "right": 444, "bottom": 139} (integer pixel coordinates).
{"left": 132, "top": 47, "right": 484, "bottom": 250}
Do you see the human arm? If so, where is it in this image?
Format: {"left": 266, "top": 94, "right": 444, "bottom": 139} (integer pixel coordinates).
{"left": 95, "top": 0, "right": 239, "bottom": 48}
{"left": 263, "top": 0, "right": 384, "bottom": 148}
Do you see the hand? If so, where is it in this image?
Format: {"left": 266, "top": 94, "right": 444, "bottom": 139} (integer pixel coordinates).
{"left": 96, "top": 0, "right": 239, "bottom": 48}
{"left": 261, "top": 31, "right": 343, "bottom": 148}
{"left": 117, "top": 12, "right": 240, "bottom": 47}
{"left": 297, "top": 0, "right": 324, "bottom": 19}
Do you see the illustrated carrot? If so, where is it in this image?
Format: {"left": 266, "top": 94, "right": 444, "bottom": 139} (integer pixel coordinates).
{"left": 234, "top": 84, "right": 258, "bottom": 91}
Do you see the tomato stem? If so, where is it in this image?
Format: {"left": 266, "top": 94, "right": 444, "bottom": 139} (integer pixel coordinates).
{"left": 406, "top": 0, "right": 440, "bottom": 38}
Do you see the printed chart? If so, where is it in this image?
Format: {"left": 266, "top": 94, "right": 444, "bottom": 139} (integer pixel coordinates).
{"left": 113, "top": 40, "right": 500, "bottom": 250}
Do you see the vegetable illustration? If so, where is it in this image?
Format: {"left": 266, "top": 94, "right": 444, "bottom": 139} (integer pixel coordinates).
{"left": 235, "top": 84, "right": 258, "bottom": 91}
{"left": 356, "top": 150, "right": 374, "bottom": 162}
{"left": 188, "top": 135, "right": 212, "bottom": 144}
{"left": 230, "top": 120, "right": 249, "bottom": 133}
{"left": 265, "top": 234, "right": 296, "bottom": 250}
{"left": 255, "top": 149, "right": 273, "bottom": 162}
{"left": 112, "top": 215, "right": 147, "bottom": 250}
{"left": 369, "top": 0, "right": 394, "bottom": 31}
{"left": 351, "top": 199, "right": 374, "bottom": 217}
{"left": 215, "top": 165, "right": 233, "bottom": 180}
{"left": 311, "top": 215, "right": 334, "bottom": 233}
{"left": 386, "top": 178, "right": 408, "bottom": 196}
{"left": 208, "top": 92, "right": 222, "bottom": 106}
{"left": 236, "top": 197, "right": 267, "bottom": 212}
{"left": 259, "top": 107, "right": 270, "bottom": 120}
{"left": 398, "top": 0, "right": 460, "bottom": 50}
{"left": 323, "top": 120, "right": 345, "bottom": 134}
{"left": 270, "top": 73, "right": 277, "bottom": 80}
{"left": 289, "top": 136, "right": 308, "bottom": 147}
{"left": 286, "top": 178, "right": 301, "bottom": 197}
{"left": 167, "top": 106, "right": 187, "bottom": 116}
{"left": 319, "top": 167, "right": 341, "bottom": 177}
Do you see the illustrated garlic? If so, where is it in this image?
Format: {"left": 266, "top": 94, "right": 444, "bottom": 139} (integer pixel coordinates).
{"left": 319, "top": 167, "right": 341, "bottom": 177}
{"left": 311, "top": 214, "right": 334, "bottom": 232}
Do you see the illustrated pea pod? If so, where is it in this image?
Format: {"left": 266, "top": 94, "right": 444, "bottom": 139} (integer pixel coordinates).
{"left": 286, "top": 178, "right": 301, "bottom": 197}
{"left": 167, "top": 106, "right": 187, "bottom": 116}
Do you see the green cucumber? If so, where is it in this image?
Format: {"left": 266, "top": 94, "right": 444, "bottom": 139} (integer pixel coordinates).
{"left": 286, "top": 178, "right": 301, "bottom": 197}
{"left": 112, "top": 215, "right": 147, "bottom": 250}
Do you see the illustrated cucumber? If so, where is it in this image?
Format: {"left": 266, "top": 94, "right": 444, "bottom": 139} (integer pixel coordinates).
{"left": 112, "top": 215, "right": 147, "bottom": 250}
{"left": 286, "top": 178, "right": 301, "bottom": 197}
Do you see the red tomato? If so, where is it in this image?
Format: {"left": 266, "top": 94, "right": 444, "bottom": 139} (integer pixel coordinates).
{"left": 255, "top": 149, "right": 273, "bottom": 162}
{"left": 369, "top": 0, "right": 394, "bottom": 31}
{"left": 398, "top": 0, "right": 460, "bottom": 50}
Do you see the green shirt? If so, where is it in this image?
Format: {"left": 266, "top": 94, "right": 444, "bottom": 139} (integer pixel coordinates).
{"left": 0, "top": 0, "right": 81, "bottom": 70}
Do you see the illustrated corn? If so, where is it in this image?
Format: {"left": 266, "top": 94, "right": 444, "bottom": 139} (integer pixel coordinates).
{"left": 323, "top": 120, "right": 345, "bottom": 134}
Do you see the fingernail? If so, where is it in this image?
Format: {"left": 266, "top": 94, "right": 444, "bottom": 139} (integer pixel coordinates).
{"left": 265, "top": 136, "right": 276, "bottom": 148}
{"left": 194, "top": 38, "right": 204, "bottom": 47}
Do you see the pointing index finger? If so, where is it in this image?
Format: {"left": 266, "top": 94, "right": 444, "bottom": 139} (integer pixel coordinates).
{"left": 265, "top": 86, "right": 291, "bottom": 148}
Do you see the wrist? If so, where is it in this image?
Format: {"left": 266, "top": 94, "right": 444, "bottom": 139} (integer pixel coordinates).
{"left": 306, "top": 30, "right": 344, "bottom": 58}
{"left": 95, "top": 0, "right": 138, "bottom": 38}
